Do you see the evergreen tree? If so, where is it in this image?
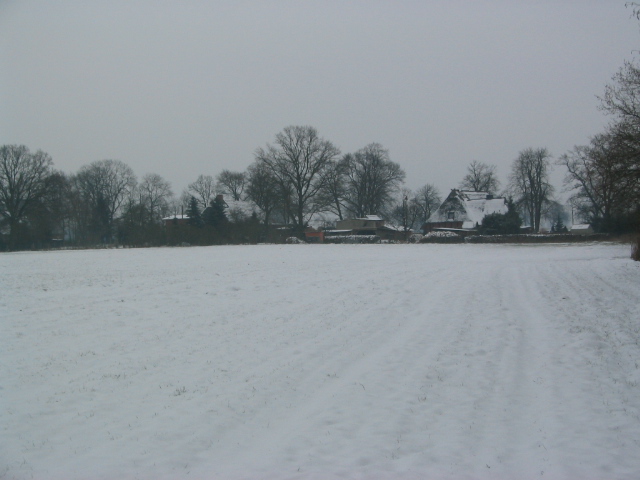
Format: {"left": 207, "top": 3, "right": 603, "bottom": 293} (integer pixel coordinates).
{"left": 91, "top": 194, "right": 111, "bottom": 242}
{"left": 203, "top": 196, "right": 228, "bottom": 228}
{"left": 504, "top": 198, "right": 522, "bottom": 233}
{"left": 554, "top": 217, "right": 567, "bottom": 233}
{"left": 478, "top": 198, "right": 522, "bottom": 235}
{"left": 186, "top": 196, "right": 203, "bottom": 228}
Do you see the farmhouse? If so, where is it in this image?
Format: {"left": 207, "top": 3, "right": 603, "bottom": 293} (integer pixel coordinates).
{"left": 423, "top": 189, "right": 508, "bottom": 234}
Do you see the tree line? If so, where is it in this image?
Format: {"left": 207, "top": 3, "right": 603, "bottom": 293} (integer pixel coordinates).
{"left": 3, "top": 20, "right": 640, "bottom": 250}
{"left": 0, "top": 130, "right": 441, "bottom": 250}
{"left": 0, "top": 118, "right": 636, "bottom": 251}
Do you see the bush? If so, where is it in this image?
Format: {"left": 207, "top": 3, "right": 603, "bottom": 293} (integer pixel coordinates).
{"left": 408, "top": 233, "right": 423, "bottom": 243}
{"left": 478, "top": 198, "right": 522, "bottom": 235}
{"left": 324, "top": 235, "right": 380, "bottom": 244}
{"left": 285, "top": 236, "right": 306, "bottom": 244}
{"left": 419, "top": 231, "right": 464, "bottom": 244}
{"left": 465, "top": 233, "right": 610, "bottom": 244}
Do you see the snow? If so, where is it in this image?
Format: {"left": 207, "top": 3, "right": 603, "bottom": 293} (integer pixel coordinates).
{"left": 462, "top": 198, "right": 508, "bottom": 225}
{"left": 2, "top": 243, "right": 640, "bottom": 480}
{"left": 428, "top": 190, "right": 508, "bottom": 225}
{"left": 162, "top": 214, "right": 190, "bottom": 221}
{"left": 424, "top": 231, "right": 460, "bottom": 237}
{"left": 570, "top": 224, "right": 594, "bottom": 233}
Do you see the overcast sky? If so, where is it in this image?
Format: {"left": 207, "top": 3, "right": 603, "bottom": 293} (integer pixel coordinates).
{"left": 1, "top": 1, "right": 638, "bottom": 199}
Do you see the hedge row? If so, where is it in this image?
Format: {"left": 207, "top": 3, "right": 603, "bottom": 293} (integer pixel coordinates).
{"left": 324, "top": 235, "right": 381, "bottom": 244}
{"left": 464, "top": 233, "right": 611, "bottom": 244}
{"left": 419, "top": 235, "right": 465, "bottom": 244}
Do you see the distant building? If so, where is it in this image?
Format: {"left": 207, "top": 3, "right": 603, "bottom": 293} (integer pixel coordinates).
{"left": 336, "top": 215, "right": 385, "bottom": 233}
{"left": 304, "top": 227, "right": 325, "bottom": 243}
{"left": 331, "top": 215, "right": 404, "bottom": 241}
{"left": 570, "top": 224, "right": 594, "bottom": 235}
{"left": 163, "top": 214, "right": 190, "bottom": 228}
{"left": 423, "top": 189, "right": 508, "bottom": 234}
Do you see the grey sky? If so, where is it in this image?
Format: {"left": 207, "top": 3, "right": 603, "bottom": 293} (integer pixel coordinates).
{"left": 1, "top": 1, "right": 638, "bottom": 199}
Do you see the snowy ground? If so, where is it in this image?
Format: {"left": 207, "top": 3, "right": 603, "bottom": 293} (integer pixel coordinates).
{"left": 2, "top": 243, "right": 640, "bottom": 480}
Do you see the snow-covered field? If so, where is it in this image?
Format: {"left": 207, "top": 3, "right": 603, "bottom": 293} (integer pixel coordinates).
{"left": 2, "top": 243, "right": 640, "bottom": 480}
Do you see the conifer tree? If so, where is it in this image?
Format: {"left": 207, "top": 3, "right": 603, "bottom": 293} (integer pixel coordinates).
{"left": 203, "top": 196, "right": 228, "bottom": 228}
{"left": 186, "top": 196, "right": 203, "bottom": 228}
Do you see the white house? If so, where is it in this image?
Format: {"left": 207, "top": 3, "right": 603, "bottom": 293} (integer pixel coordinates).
{"left": 423, "top": 189, "right": 508, "bottom": 233}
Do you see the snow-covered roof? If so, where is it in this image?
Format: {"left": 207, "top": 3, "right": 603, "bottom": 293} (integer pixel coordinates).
{"left": 379, "top": 224, "right": 404, "bottom": 232}
{"left": 570, "top": 224, "right": 592, "bottom": 231}
{"left": 463, "top": 198, "right": 508, "bottom": 224}
{"left": 460, "top": 191, "right": 492, "bottom": 201}
{"left": 225, "top": 198, "right": 257, "bottom": 218}
{"left": 427, "top": 189, "right": 508, "bottom": 226}
{"left": 162, "top": 214, "right": 190, "bottom": 220}
{"left": 357, "top": 215, "right": 383, "bottom": 221}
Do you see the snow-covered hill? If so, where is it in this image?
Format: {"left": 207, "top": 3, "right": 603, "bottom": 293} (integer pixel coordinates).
{"left": 2, "top": 243, "right": 639, "bottom": 479}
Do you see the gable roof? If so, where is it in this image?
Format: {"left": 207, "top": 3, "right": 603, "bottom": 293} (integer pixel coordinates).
{"left": 570, "top": 224, "right": 593, "bottom": 231}
{"left": 427, "top": 189, "right": 508, "bottom": 226}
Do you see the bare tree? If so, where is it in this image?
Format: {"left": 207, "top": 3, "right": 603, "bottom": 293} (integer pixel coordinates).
{"left": 245, "top": 161, "right": 281, "bottom": 232}
{"left": 38, "top": 171, "right": 72, "bottom": 243}
{"left": 341, "top": 143, "right": 405, "bottom": 218}
{"left": 459, "top": 160, "right": 500, "bottom": 193}
{"left": 559, "top": 127, "right": 640, "bottom": 230}
{"left": 600, "top": 60, "right": 640, "bottom": 127}
{"left": 177, "top": 189, "right": 192, "bottom": 212}
{"left": 508, "top": 148, "right": 554, "bottom": 232}
{"left": 74, "top": 159, "right": 137, "bottom": 242}
{"left": 139, "top": 173, "right": 174, "bottom": 223}
{"left": 412, "top": 184, "right": 442, "bottom": 225}
{"left": 389, "top": 188, "right": 419, "bottom": 233}
{"left": 216, "top": 170, "right": 246, "bottom": 201}
{"left": 598, "top": 59, "right": 640, "bottom": 213}
{"left": 187, "top": 174, "right": 216, "bottom": 210}
{"left": 389, "top": 185, "right": 441, "bottom": 233}
{"left": 256, "top": 126, "right": 340, "bottom": 234}
{"left": 0, "top": 145, "right": 54, "bottom": 247}
{"left": 544, "top": 200, "right": 569, "bottom": 231}
{"left": 316, "top": 159, "right": 348, "bottom": 220}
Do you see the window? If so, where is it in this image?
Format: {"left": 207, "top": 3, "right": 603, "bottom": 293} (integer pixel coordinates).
{"left": 447, "top": 211, "right": 455, "bottom": 220}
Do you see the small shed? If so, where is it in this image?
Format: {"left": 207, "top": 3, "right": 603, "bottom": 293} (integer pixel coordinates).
{"left": 304, "top": 227, "right": 325, "bottom": 243}
{"left": 570, "top": 224, "right": 594, "bottom": 235}
{"left": 334, "top": 215, "right": 405, "bottom": 241}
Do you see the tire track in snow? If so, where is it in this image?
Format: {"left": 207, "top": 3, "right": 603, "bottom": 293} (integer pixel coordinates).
{"left": 461, "top": 262, "right": 564, "bottom": 478}
{"left": 4, "top": 244, "right": 640, "bottom": 480}
{"left": 525, "top": 254, "right": 640, "bottom": 478}
{"left": 198, "top": 261, "right": 471, "bottom": 478}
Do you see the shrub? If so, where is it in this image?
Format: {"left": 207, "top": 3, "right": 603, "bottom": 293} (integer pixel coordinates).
{"left": 325, "top": 235, "right": 380, "bottom": 244}
{"left": 408, "top": 233, "right": 423, "bottom": 243}
{"left": 465, "top": 233, "right": 610, "bottom": 244}
{"left": 478, "top": 198, "right": 522, "bottom": 235}
{"left": 419, "top": 231, "right": 464, "bottom": 244}
{"left": 285, "top": 236, "right": 306, "bottom": 244}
